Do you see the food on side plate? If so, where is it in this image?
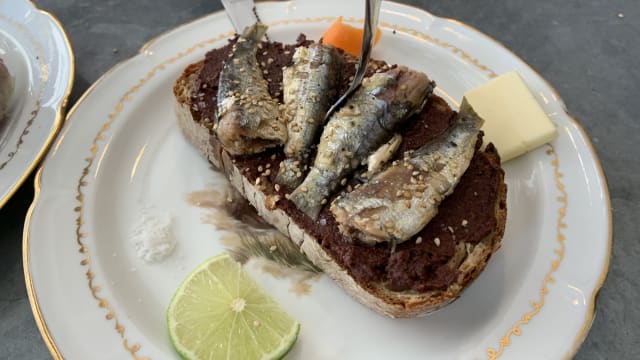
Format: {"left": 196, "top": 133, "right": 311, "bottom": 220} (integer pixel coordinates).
{"left": 168, "top": 254, "right": 300, "bottom": 360}
{"left": 322, "top": 16, "right": 382, "bottom": 56}
{"left": 462, "top": 71, "right": 558, "bottom": 162}
{"left": 0, "top": 58, "right": 13, "bottom": 122}
{"left": 174, "top": 23, "right": 507, "bottom": 318}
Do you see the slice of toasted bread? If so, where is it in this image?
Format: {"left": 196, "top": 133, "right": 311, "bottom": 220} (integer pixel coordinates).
{"left": 174, "top": 56, "right": 507, "bottom": 318}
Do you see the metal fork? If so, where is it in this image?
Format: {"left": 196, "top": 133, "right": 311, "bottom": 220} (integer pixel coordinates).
{"left": 323, "top": 0, "right": 383, "bottom": 123}
{"left": 221, "top": 0, "right": 260, "bottom": 34}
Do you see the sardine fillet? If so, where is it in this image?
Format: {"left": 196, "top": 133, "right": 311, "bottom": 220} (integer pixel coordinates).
{"left": 216, "top": 24, "right": 286, "bottom": 155}
{"left": 276, "top": 44, "right": 342, "bottom": 188}
{"left": 331, "top": 114, "right": 483, "bottom": 244}
{"left": 289, "top": 66, "right": 434, "bottom": 218}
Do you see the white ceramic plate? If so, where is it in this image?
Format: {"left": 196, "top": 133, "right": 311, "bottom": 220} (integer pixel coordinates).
{"left": 0, "top": 0, "right": 74, "bottom": 207}
{"left": 24, "top": 1, "right": 611, "bottom": 359}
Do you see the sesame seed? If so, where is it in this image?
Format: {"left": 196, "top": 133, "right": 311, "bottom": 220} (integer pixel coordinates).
{"left": 253, "top": 320, "right": 261, "bottom": 327}
{"left": 371, "top": 214, "right": 380, "bottom": 220}
{"left": 258, "top": 165, "right": 264, "bottom": 172}
{"left": 462, "top": 219, "right": 468, "bottom": 227}
{"left": 340, "top": 178, "right": 347, "bottom": 186}
{"left": 416, "top": 237, "right": 423, "bottom": 244}
{"left": 434, "top": 237, "right": 440, "bottom": 246}
{"left": 300, "top": 186, "right": 308, "bottom": 192}
{"left": 412, "top": 171, "right": 420, "bottom": 176}
{"left": 264, "top": 169, "right": 271, "bottom": 176}
{"left": 274, "top": 184, "right": 281, "bottom": 192}
{"left": 269, "top": 245, "right": 277, "bottom": 252}
{"left": 447, "top": 226, "right": 454, "bottom": 233}
{"left": 321, "top": 198, "right": 327, "bottom": 205}
{"left": 296, "top": 171, "right": 303, "bottom": 178}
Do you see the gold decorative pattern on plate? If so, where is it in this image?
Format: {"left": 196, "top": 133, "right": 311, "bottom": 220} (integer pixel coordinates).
{"left": 64, "top": 16, "right": 503, "bottom": 359}
{"left": 486, "top": 145, "right": 567, "bottom": 359}
{"left": 24, "top": 10, "right": 610, "bottom": 360}
{"left": 260, "top": 16, "right": 498, "bottom": 79}
{"left": 20, "top": 1, "right": 75, "bottom": 357}
{"left": 0, "top": 13, "right": 47, "bottom": 181}
{"left": 70, "top": 30, "right": 233, "bottom": 360}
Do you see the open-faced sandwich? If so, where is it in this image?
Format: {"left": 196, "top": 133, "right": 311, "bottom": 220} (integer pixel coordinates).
{"left": 173, "top": 23, "right": 507, "bottom": 318}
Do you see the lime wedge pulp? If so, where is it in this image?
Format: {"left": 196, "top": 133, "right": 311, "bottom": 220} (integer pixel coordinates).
{"left": 167, "top": 254, "right": 300, "bottom": 360}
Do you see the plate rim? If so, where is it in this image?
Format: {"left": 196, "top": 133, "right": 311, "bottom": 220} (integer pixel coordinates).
{"left": 0, "top": 0, "right": 75, "bottom": 208}
{"left": 435, "top": 12, "right": 613, "bottom": 359}
{"left": 22, "top": 1, "right": 613, "bottom": 359}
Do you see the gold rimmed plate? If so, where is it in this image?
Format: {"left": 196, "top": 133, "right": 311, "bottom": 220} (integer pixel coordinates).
{"left": 24, "top": 1, "right": 610, "bottom": 359}
{"left": 0, "top": 0, "right": 74, "bottom": 207}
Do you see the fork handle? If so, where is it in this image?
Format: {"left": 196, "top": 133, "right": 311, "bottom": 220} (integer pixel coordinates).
{"left": 357, "top": 0, "right": 382, "bottom": 82}
{"left": 221, "top": 0, "right": 258, "bottom": 33}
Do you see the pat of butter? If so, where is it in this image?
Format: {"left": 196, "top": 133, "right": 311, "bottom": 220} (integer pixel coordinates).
{"left": 461, "top": 71, "right": 558, "bottom": 162}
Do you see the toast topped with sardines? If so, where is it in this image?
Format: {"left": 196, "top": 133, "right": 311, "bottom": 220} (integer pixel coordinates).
{"left": 173, "top": 24, "right": 506, "bottom": 318}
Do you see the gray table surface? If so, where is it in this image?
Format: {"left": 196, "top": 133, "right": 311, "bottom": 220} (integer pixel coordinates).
{"left": 1, "top": 0, "right": 638, "bottom": 358}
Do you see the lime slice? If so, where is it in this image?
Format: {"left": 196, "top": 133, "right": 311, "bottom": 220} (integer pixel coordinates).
{"left": 167, "top": 254, "right": 300, "bottom": 360}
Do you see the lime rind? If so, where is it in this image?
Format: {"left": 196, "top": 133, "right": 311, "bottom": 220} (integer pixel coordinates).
{"left": 167, "top": 253, "right": 300, "bottom": 360}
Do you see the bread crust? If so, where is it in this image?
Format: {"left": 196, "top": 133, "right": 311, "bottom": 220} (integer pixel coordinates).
{"left": 174, "top": 62, "right": 507, "bottom": 318}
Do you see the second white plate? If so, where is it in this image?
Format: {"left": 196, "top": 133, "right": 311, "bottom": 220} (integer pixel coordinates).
{"left": 0, "top": 0, "right": 74, "bottom": 207}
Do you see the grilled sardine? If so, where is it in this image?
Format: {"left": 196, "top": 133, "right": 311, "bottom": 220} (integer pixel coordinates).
{"left": 276, "top": 44, "right": 342, "bottom": 188}
{"left": 331, "top": 113, "right": 483, "bottom": 244}
{"left": 216, "top": 23, "right": 286, "bottom": 155}
{"left": 289, "top": 66, "right": 434, "bottom": 218}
